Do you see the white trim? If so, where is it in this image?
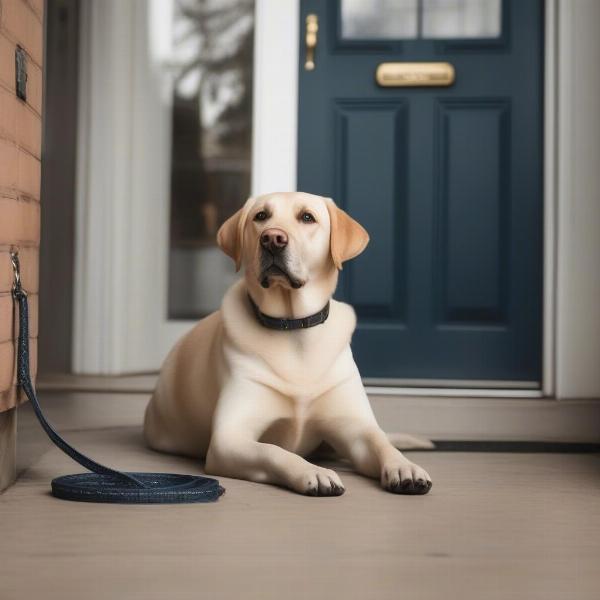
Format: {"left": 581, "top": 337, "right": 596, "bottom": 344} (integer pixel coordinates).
{"left": 251, "top": 0, "right": 300, "bottom": 195}
{"left": 542, "top": 0, "right": 557, "bottom": 397}
{"left": 554, "top": 0, "right": 600, "bottom": 399}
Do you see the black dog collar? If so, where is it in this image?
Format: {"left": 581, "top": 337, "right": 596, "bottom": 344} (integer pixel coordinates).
{"left": 248, "top": 294, "right": 330, "bottom": 330}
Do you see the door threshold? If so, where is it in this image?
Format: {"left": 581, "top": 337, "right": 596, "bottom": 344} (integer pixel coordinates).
{"left": 363, "top": 377, "right": 539, "bottom": 389}
{"left": 365, "top": 386, "right": 544, "bottom": 399}
{"left": 368, "top": 396, "right": 600, "bottom": 442}
{"left": 37, "top": 374, "right": 544, "bottom": 399}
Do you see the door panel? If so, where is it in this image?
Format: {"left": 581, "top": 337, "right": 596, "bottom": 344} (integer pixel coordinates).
{"left": 297, "top": 0, "right": 543, "bottom": 383}
{"left": 335, "top": 100, "right": 408, "bottom": 320}
{"left": 436, "top": 99, "right": 509, "bottom": 324}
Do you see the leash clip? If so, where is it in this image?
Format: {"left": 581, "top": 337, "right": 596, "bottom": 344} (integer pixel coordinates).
{"left": 10, "top": 249, "right": 26, "bottom": 297}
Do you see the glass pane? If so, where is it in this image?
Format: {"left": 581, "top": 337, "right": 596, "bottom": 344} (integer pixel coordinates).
{"left": 422, "top": 0, "right": 501, "bottom": 39}
{"left": 341, "top": 0, "right": 418, "bottom": 40}
{"left": 167, "top": 0, "right": 254, "bottom": 319}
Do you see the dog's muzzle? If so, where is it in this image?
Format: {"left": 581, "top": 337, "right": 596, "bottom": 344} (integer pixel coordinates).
{"left": 258, "top": 230, "right": 304, "bottom": 289}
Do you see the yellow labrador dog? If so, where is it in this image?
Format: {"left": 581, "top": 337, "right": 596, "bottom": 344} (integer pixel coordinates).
{"left": 144, "top": 192, "right": 432, "bottom": 496}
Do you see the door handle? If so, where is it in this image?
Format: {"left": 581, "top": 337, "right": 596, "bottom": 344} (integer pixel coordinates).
{"left": 304, "top": 14, "right": 318, "bottom": 71}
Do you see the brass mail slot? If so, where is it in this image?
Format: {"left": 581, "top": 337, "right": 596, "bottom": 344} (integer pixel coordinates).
{"left": 376, "top": 62, "right": 455, "bottom": 87}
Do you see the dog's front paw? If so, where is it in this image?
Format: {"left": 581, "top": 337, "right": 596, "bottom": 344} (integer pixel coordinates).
{"left": 294, "top": 467, "right": 345, "bottom": 497}
{"left": 381, "top": 460, "right": 432, "bottom": 495}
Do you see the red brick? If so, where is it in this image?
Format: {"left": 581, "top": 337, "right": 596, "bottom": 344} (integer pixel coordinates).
{"left": 0, "top": 86, "right": 42, "bottom": 157}
{"left": 24, "top": 0, "right": 43, "bottom": 23}
{"left": 0, "top": 295, "right": 12, "bottom": 344}
{"left": 16, "top": 101, "right": 41, "bottom": 157}
{"left": 0, "top": 33, "right": 42, "bottom": 115}
{"left": 0, "top": 85, "right": 17, "bottom": 144}
{"left": 0, "top": 138, "right": 17, "bottom": 190}
{"left": 0, "top": 139, "right": 40, "bottom": 202}
{"left": 0, "top": 1, "right": 41, "bottom": 413}
{"left": 17, "top": 147, "right": 40, "bottom": 199}
{"left": 0, "top": 336, "right": 36, "bottom": 402}
{"left": 0, "top": 33, "right": 15, "bottom": 93}
{"left": 0, "top": 340, "right": 14, "bottom": 391}
{"left": 0, "top": 196, "right": 40, "bottom": 244}
{"left": 24, "top": 53, "right": 41, "bottom": 114}
{"left": 0, "top": 0, "right": 43, "bottom": 66}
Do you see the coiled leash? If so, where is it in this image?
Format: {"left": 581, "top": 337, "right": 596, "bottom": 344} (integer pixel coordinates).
{"left": 11, "top": 250, "right": 224, "bottom": 504}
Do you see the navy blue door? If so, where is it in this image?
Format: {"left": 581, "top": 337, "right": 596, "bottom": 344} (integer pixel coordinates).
{"left": 297, "top": 0, "right": 543, "bottom": 384}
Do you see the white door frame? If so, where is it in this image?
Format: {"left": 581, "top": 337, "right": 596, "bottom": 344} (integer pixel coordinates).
{"left": 73, "top": 0, "right": 600, "bottom": 402}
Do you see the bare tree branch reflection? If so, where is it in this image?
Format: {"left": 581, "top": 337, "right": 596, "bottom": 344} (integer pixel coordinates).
{"left": 169, "top": 0, "right": 254, "bottom": 249}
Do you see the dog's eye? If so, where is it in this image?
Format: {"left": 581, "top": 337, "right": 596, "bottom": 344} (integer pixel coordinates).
{"left": 254, "top": 211, "right": 268, "bottom": 222}
{"left": 300, "top": 212, "right": 316, "bottom": 224}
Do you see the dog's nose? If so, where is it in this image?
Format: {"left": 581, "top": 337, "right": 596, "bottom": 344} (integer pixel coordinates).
{"left": 260, "top": 228, "right": 288, "bottom": 253}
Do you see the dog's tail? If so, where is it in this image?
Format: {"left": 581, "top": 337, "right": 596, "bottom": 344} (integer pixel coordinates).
{"left": 387, "top": 432, "right": 435, "bottom": 450}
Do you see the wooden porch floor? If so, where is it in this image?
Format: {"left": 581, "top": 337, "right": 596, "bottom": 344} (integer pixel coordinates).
{"left": 1, "top": 391, "right": 600, "bottom": 600}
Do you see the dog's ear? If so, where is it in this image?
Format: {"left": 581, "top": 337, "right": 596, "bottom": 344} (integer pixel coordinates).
{"left": 217, "top": 197, "right": 255, "bottom": 271}
{"left": 326, "top": 198, "right": 369, "bottom": 270}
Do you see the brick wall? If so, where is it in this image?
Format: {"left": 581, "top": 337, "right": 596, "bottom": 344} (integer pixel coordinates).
{"left": 0, "top": 0, "right": 43, "bottom": 412}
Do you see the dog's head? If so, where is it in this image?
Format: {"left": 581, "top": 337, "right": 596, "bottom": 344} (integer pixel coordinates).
{"left": 217, "top": 192, "right": 369, "bottom": 290}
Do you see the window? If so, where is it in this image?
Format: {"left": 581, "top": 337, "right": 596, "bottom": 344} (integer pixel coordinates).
{"left": 166, "top": 0, "right": 254, "bottom": 319}
{"left": 341, "top": 0, "right": 501, "bottom": 40}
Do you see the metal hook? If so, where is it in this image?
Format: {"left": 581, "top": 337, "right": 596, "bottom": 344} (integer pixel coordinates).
{"left": 10, "top": 248, "right": 25, "bottom": 295}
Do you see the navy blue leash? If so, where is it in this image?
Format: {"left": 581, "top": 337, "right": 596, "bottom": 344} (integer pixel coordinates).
{"left": 11, "top": 250, "right": 224, "bottom": 504}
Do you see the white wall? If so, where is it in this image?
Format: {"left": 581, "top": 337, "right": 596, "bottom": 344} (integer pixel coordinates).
{"left": 251, "top": 0, "right": 299, "bottom": 196}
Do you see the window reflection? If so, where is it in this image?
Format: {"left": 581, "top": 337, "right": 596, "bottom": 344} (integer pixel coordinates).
{"left": 341, "top": 0, "right": 418, "bottom": 40}
{"left": 167, "top": 0, "right": 254, "bottom": 319}
{"left": 423, "top": 0, "right": 501, "bottom": 39}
